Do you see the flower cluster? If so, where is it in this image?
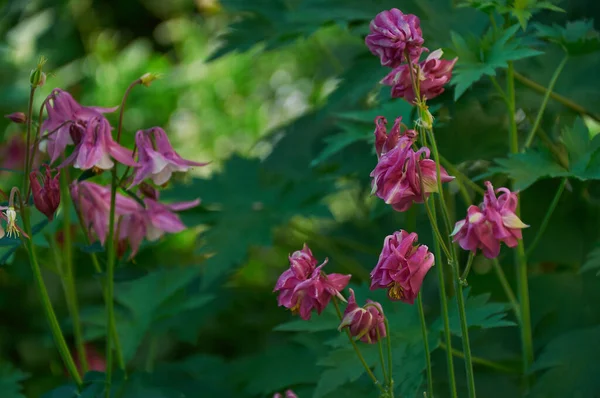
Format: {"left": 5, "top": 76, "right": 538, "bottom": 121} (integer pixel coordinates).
{"left": 338, "top": 288, "right": 386, "bottom": 344}
{"left": 370, "top": 116, "right": 454, "bottom": 212}
{"left": 452, "top": 181, "right": 528, "bottom": 259}
{"left": 7, "top": 85, "right": 208, "bottom": 257}
{"left": 366, "top": 9, "right": 457, "bottom": 103}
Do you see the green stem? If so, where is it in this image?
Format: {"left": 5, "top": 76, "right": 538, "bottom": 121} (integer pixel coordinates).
{"left": 507, "top": 62, "right": 518, "bottom": 154}
{"left": 104, "top": 79, "right": 141, "bottom": 397}
{"left": 384, "top": 318, "right": 394, "bottom": 397}
{"left": 439, "top": 343, "right": 517, "bottom": 374}
{"left": 60, "top": 171, "right": 87, "bottom": 373}
{"left": 376, "top": 328, "right": 388, "bottom": 387}
{"left": 525, "top": 178, "right": 567, "bottom": 258}
{"left": 432, "top": 225, "right": 458, "bottom": 398}
{"left": 22, "top": 207, "right": 82, "bottom": 386}
{"left": 332, "top": 298, "right": 384, "bottom": 393}
{"left": 74, "top": 205, "right": 126, "bottom": 371}
{"left": 451, "top": 252, "right": 477, "bottom": 398}
{"left": 23, "top": 87, "right": 36, "bottom": 196}
{"left": 491, "top": 259, "right": 520, "bottom": 321}
{"left": 460, "top": 252, "right": 475, "bottom": 283}
{"left": 523, "top": 55, "right": 569, "bottom": 149}
{"left": 417, "top": 293, "right": 434, "bottom": 398}
{"left": 513, "top": 71, "right": 600, "bottom": 122}
{"left": 489, "top": 76, "right": 509, "bottom": 106}
{"left": 507, "top": 61, "right": 534, "bottom": 382}
{"left": 145, "top": 335, "right": 158, "bottom": 373}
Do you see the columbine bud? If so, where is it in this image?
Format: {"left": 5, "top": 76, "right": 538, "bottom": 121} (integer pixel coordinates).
{"left": 30, "top": 165, "right": 61, "bottom": 220}
{"left": 30, "top": 57, "right": 47, "bottom": 88}
{"left": 338, "top": 289, "right": 386, "bottom": 344}
{"left": 140, "top": 72, "right": 162, "bottom": 87}
{"left": 5, "top": 112, "right": 27, "bottom": 124}
{"left": 139, "top": 182, "right": 159, "bottom": 200}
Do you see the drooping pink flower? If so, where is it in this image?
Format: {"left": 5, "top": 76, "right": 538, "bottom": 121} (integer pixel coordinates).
{"left": 381, "top": 49, "right": 457, "bottom": 103}
{"left": 370, "top": 117, "right": 454, "bottom": 212}
{"left": 451, "top": 181, "right": 528, "bottom": 259}
{"left": 274, "top": 245, "right": 351, "bottom": 320}
{"left": 70, "top": 181, "right": 141, "bottom": 245}
{"left": 370, "top": 230, "right": 434, "bottom": 304}
{"left": 60, "top": 116, "right": 138, "bottom": 171}
{"left": 365, "top": 8, "right": 426, "bottom": 67}
{"left": 273, "top": 390, "right": 298, "bottom": 398}
{"left": 338, "top": 289, "right": 386, "bottom": 344}
{"left": 30, "top": 165, "right": 61, "bottom": 220}
{"left": 41, "top": 88, "right": 118, "bottom": 163}
{"left": 129, "top": 127, "right": 208, "bottom": 188}
{"left": 118, "top": 197, "right": 200, "bottom": 257}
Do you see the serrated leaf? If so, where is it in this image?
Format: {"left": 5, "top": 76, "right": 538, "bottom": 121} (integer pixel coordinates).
{"left": 0, "top": 363, "right": 28, "bottom": 398}
{"left": 529, "top": 325, "right": 600, "bottom": 397}
{"left": 534, "top": 20, "right": 600, "bottom": 56}
{"left": 314, "top": 346, "right": 379, "bottom": 397}
{"left": 451, "top": 25, "right": 543, "bottom": 99}
{"left": 488, "top": 150, "right": 570, "bottom": 190}
{"left": 432, "top": 287, "right": 516, "bottom": 335}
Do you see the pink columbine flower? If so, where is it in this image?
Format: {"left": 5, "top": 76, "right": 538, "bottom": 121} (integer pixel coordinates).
{"left": 70, "top": 181, "right": 141, "bottom": 245}
{"left": 118, "top": 197, "right": 200, "bottom": 257}
{"left": 274, "top": 245, "right": 351, "bottom": 320}
{"left": 370, "top": 116, "right": 454, "bottom": 212}
{"left": 365, "top": 8, "right": 426, "bottom": 67}
{"left": 41, "top": 88, "right": 118, "bottom": 163}
{"left": 60, "top": 116, "right": 138, "bottom": 170}
{"left": 273, "top": 390, "right": 298, "bottom": 398}
{"left": 338, "top": 289, "right": 386, "bottom": 344}
{"left": 381, "top": 49, "right": 457, "bottom": 103}
{"left": 370, "top": 230, "right": 434, "bottom": 304}
{"left": 30, "top": 165, "right": 61, "bottom": 220}
{"left": 451, "top": 181, "right": 529, "bottom": 259}
{"left": 129, "top": 127, "right": 208, "bottom": 188}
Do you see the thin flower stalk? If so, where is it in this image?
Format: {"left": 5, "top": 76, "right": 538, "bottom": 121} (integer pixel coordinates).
{"left": 417, "top": 293, "right": 434, "bottom": 397}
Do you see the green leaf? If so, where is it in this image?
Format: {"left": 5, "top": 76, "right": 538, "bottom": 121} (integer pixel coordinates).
{"left": 0, "top": 363, "right": 28, "bottom": 398}
{"left": 432, "top": 287, "right": 516, "bottom": 335}
{"left": 233, "top": 343, "right": 322, "bottom": 396}
{"left": 314, "top": 346, "right": 379, "bottom": 397}
{"left": 529, "top": 325, "right": 600, "bottom": 397}
{"left": 579, "top": 243, "right": 600, "bottom": 274}
{"left": 80, "top": 267, "right": 213, "bottom": 362}
{"left": 164, "top": 155, "right": 331, "bottom": 287}
{"left": 274, "top": 306, "right": 339, "bottom": 332}
{"left": 534, "top": 20, "right": 600, "bottom": 56}
{"left": 488, "top": 150, "right": 570, "bottom": 190}
{"left": 450, "top": 25, "right": 543, "bottom": 99}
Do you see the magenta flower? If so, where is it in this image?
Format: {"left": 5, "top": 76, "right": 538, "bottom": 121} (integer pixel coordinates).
{"left": 41, "top": 88, "right": 118, "bottom": 163}
{"left": 365, "top": 8, "right": 425, "bottom": 67}
{"left": 370, "top": 230, "right": 434, "bottom": 304}
{"left": 338, "top": 289, "right": 386, "bottom": 344}
{"left": 381, "top": 49, "right": 458, "bottom": 103}
{"left": 118, "top": 197, "right": 200, "bottom": 257}
{"left": 71, "top": 181, "right": 141, "bottom": 245}
{"left": 129, "top": 127, "right": 208, "bottom": 188}
{"left": 30, "top": 165, "right": 61, "bottom": 220}
{"left": 274, "top": 245, "right": 351, "bottom": 320}
{"left": 273, "top": 390, "right": 298, "bottom": 398}
{"left": 60, "top": 116, "right": 138, "bottom": 170}
{"left": 370, "top": 117, "right": 454, "bottom": 212}
{"left": 451, "top": 181, "right": 528, "bottom": 259}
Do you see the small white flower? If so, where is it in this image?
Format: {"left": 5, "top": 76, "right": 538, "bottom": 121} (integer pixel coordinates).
{"left": 5, "top": 207, "right": 19, "bottom": 238}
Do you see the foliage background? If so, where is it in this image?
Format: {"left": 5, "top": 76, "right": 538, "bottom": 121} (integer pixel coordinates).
{"left": 0, "top": 0, "right": 600, "bottom": 397}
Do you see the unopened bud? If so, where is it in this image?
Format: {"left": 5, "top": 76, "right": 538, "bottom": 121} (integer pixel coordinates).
{"left": 139, "top": 72, "right": 162, "bottom": 87}
{"left": 30, "top": 165, "right": 61, "bottom": 221}
{"left": 139, "top": 182, "right": 159, "bottom": 200}
{"left": 30, "top": 57, "right": 47, "bottom": 88}
{"left": 5, "top": 112, "right": 27, "bottom": 124}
